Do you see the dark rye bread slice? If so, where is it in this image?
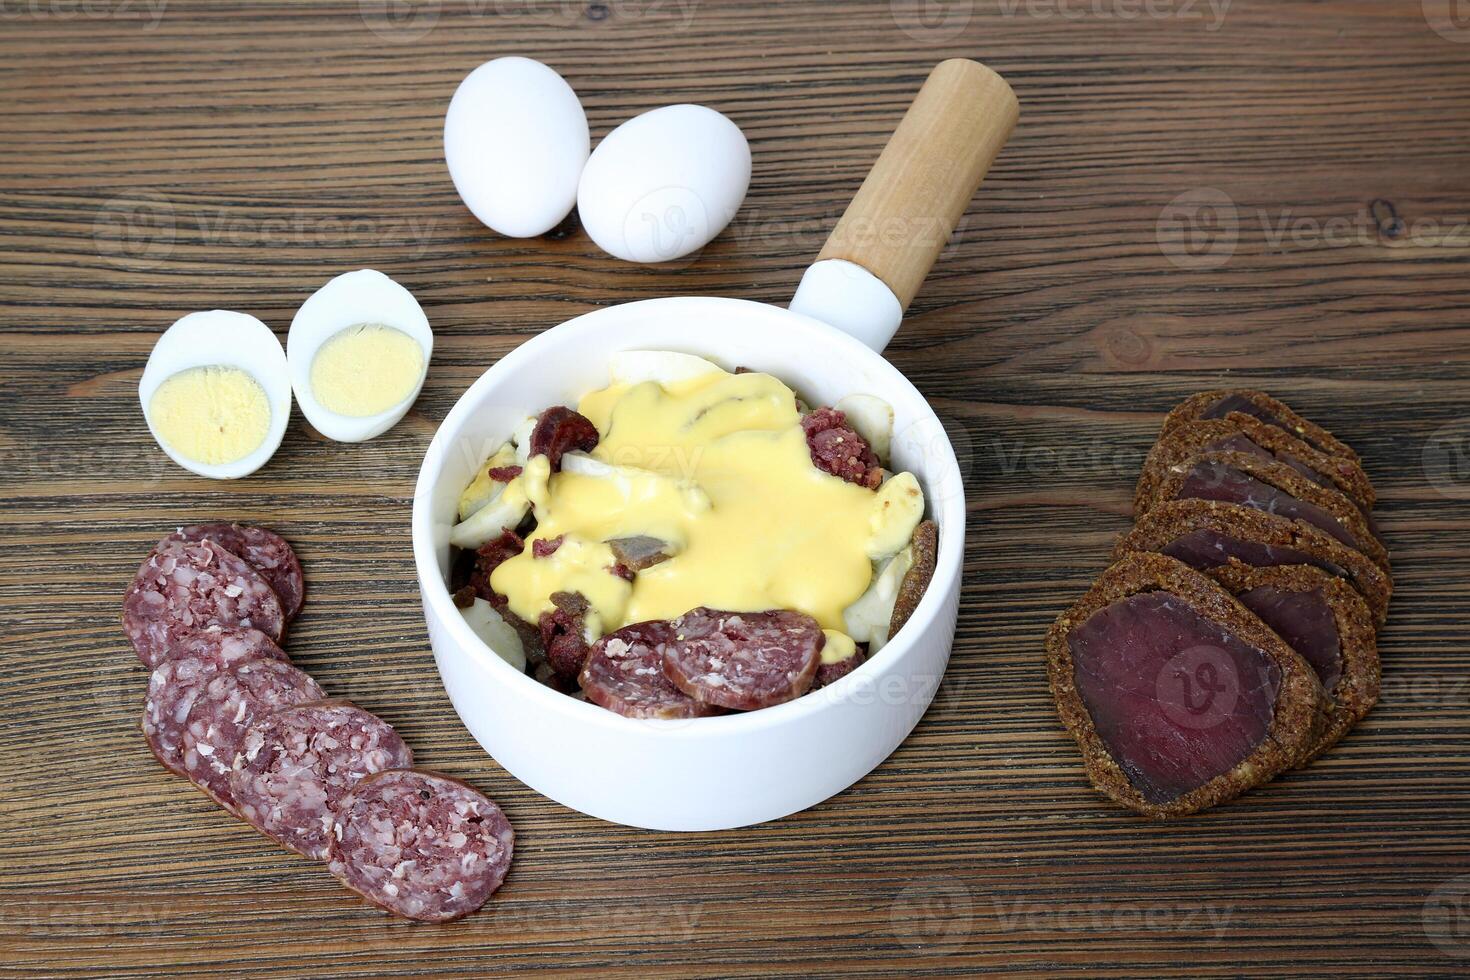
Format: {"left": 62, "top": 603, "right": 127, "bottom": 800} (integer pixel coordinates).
{"left": 1207, "top": 563, "right": 1379, "bottom": 762}
{"left": 1116, "top": 500, "right": 1392, "bottom": 628}
{"left": 1160, "top": 389, "right": 1361, "bottom": 464}
{"left": 1138, "top": 451, "right": 1390, "bottom": 573}
{"left": 1136, "top": 417, "right": 1376, "bottom": 518}
{"left": 1046, "top": 552, "right": 1331, "bottom": 819}
{"left": 888, "top": 520, "right": 938, "bottom": 640}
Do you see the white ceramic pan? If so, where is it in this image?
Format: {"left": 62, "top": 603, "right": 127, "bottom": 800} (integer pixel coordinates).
{"left": 413, "top": 60, "right": 1019, "bottom": 831}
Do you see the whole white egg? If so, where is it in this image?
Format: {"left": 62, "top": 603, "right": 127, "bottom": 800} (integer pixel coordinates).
{"left": 577, "top": 104, "right": 750, "bottom": 264}
{"left": 287, "top": 269, "right": 433, "bottom": 443}
{"left": 444, "top": 57, "right": 589, "bottom": 238}
{"left": 139, "top": 310, "right": 292, "bottom": 480}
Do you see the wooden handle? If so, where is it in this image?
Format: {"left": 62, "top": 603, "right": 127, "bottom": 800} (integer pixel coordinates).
{"left": 817, "top": 60, "right": 1019, "bottom": 310}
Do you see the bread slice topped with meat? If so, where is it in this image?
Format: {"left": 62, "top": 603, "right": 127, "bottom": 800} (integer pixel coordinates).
{"left": 1137, "top": 450, "right": 1389, "bottom": 573}
{"left": 1205, "top": 563, "right": 1379, "bottom": 761}
{"left": 1047, "top": 552, "right": 1332, "bottom": 819}
{"left": 1116, "top": 499, "right": 1392, "bottom": 627}
{"left": 1160, "top": 389, "right": 1361, "bottom": 464}
{"left": 1136, "top": 416, "right": 1376, "bottom": 518}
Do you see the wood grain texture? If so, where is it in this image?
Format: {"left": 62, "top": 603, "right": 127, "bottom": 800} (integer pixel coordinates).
{"left": 3, "top": 1, "right": 1469, "bottom": 975}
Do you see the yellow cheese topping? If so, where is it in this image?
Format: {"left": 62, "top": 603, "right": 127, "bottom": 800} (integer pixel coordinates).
{"left": 310, "top": 324, "right": 424, "bottom": 417}
{"left": 149, "top": 366, "right": 270, "bottom": 465}
{"left": 491, "top": 366, "right": 910, "bottom": 641}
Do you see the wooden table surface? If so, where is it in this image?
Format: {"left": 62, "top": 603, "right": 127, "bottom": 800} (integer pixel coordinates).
{"left": 4, "top": 1, "right": 1470, "bottom": 976}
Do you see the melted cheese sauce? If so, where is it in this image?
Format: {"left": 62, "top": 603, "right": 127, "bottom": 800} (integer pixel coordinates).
{"left": 491, "top": 368, "right": 890, "bottom": 635}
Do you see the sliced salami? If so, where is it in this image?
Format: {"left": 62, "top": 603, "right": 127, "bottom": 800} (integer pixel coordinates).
{"left": 661, "top": 608, "right": 824, "bottom": 711}
{"left": 171, "top": 523, "right": 305, "bottom": 622}
{"left": 181, "top": 659, "right": 324, "bottom": 811}
{"left": 327, "top": 769, "right": 515, "bottom": 923}
{"left": 579, "top": 621, "right": 722, "bottom": 720}
{"left": 528, "top": 406, "right": 599, "bottom": 471}
{"left": 123, "top": 538, "right": 285, "bottom": 668}
{"left": 141, "top": 627, "right": 289, "bottom": 776}
{"left": 230, "top": 701, "right": 413, "bottom": 860}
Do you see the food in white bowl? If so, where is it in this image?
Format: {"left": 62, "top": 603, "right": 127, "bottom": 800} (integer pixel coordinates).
{"left": 287, "top": 269, "right": 433, "bottom": 443}
{"left": 139, "top": 310, "right": 291, "bottom": 480}
{"left": 412, "top": 299, "right": 965, "bottom": 832}
{"left": 442, "top": 351, "right": 937, "bottom": 716}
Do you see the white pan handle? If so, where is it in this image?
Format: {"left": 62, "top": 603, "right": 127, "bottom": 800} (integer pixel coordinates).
{"left": 789, "top": 59, "right": 1019, "bottom": 351}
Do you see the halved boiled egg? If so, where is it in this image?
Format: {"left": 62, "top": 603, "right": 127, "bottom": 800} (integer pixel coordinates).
{"left": 139, "top": 310, "right": 292, "bottom": 480}
{"left": 287, "top": 269, "right": 433, "bottom": 443}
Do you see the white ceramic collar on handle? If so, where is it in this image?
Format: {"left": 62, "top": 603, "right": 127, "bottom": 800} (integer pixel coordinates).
{"left": 790, "top": 58, "right": 1018, "bottom": 352}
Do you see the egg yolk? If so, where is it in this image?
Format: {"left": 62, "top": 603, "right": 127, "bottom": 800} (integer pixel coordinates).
{"left": 149, "top": 366, "right": 271, "bottom": 466}
{"left": 310, "top": 324, "right": 424, "bottom": 418}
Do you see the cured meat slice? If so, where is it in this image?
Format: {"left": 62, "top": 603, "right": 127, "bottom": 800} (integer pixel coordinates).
{"left": 888, "top": 520, "right": 938, "bottom": 641}
{"left": 528, "top": 406, "right": 599, "bottom": 471}
{"left": 181, "top": 659, "right": 324, "bottom": 811}
{"left": 230, "top": 701, "right": 413, "bottom": 860}
{"left": 1208, "top": 564, "right": 1379, "bottom": 761}
{"left": 813, "top": 633, "right": 866, "bottom": 689}
{"left": 467, "top": 529, "right": 524, "bottom": 602}
{"left": 579, "top": 621, "right": 721, "bottom": 719}
{"left": 141, "top": 627, "right": 289, "bottom": 776}
{"left": 662, "top": 608, "right": 824, "bottom": 711}
{"left": 1141, "top": 452, "right": 1389, "bottom": 570}
{"left": 1046, "top": 553, "right": 1330, "bottom": 818}
{"left": 327, "top": 769, "right": 515, "bottom": 923}
{"left": 606, "top": 535, "right": 673, "bottom": 573}
{"left": 123, "top": 538, "right": 286, "bottom": 668}
{"left": 170, "top": 523, "right": 305, "bottom": 622}
{"left": 1115, "top": 500, "right": 1391, "bottom": 627}
{"left": 801, "top": 407, "right": 883, "bottom": 489}
{"left": 539, "top": 591, "right": 592, "bottom": 682}
{"left": 1136, "top": 417, "right": 1376, "bottom": 516}
{"left": 1160, "top": 389, "right": 1360, "bottom": 463}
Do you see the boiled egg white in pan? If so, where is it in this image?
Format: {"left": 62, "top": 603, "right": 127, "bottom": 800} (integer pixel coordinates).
{"left": 139, "top": 310, "right": 292, "bottom": 480}
{"left": 287, "top": 269, "right": 433, "bottom": 443}
{"left": 444, "top": 57, "right": 590, "bottom": 238}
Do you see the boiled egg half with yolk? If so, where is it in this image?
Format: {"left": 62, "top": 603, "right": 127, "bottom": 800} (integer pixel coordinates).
{"left": 287, "top": 269, "right": 433, "bottom": 443}
{"left": 139, "top": 310, "right": 292, "bottom": 480}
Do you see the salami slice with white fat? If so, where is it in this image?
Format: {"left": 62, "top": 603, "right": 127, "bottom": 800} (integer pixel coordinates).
{"left": 181, "top": 659, "right": 324, "bottom": 811}
{"left": 170, "top": 523, "right": 305, "bottom": 622}
{"left": 661, "top": 608, "right": 824, "bottom": 711}
{"left": 123, "top": 538, "right": 286, "bottom": 668}
{"left": 229, "top": 701, "right": 413, "bottom": 860}
{"left": 579, "top": 621, "right": 722, "bottom": 720}
{"left": 141, "top": 627, "right": 289, "bottom": 776}
{"left": 327, "top": 769, "right": 515, "bottom": 923}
